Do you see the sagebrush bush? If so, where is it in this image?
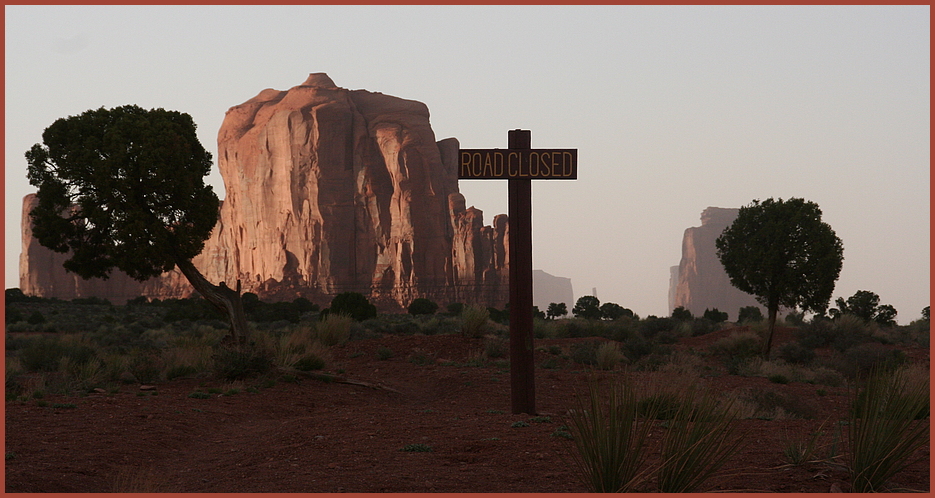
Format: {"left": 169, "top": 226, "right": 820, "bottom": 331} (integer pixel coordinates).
{"left": 777, "top": 342, "right": 815, "bottom": 365}
{"left": 570, "top": 342, "right": 600, "bottom": 365}
{"left": 833, "top": 343, "right": 907, "bottom": 379}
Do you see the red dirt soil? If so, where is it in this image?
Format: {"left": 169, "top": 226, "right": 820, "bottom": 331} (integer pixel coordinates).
{"left": 5, "top": 327, "right": 929, "bottom": 493}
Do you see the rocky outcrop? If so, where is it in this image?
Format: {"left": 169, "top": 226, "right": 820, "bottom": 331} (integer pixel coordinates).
{"left": 20, "top": 74, "right": 509, "bottom": 309}
{"left": 669, "top": 207, "right": 762, "bottom": 321}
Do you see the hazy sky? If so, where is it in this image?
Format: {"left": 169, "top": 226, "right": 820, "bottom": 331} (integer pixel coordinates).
{"left": 5, "top": 5, "right": 930, "bottom": 322}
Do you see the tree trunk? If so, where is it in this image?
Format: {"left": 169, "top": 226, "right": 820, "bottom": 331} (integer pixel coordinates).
{"left": 175, "top": 258, "right": 250, "bottom": 344}
{"left": 763, "top": 305, "right": 778, "bottom": 358}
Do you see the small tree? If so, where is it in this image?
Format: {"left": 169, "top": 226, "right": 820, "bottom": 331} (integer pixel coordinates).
{"left": 25, "top": 105, "right": 251, "bottom": 342}
{"left": 546, "top": 302, "right": 568, "bottom": 320}
{"left": 408, "top": 297, "right": 439, "bottom": 316}
{"left": 716, "top": 198, "right": 844, "bottom": 357}
{"left": 600, "top": 302, "right": 633, "bottom": 321}
{"left": 829, "top": 290, "right": 898, "bottom": 326}
{"left": 737, "top": 306, "right": 764, "bottom": 324}
{"left": 703, "top": 308, "right": 728, "bottom": 324}
{"left": 671, "top": 306, "right": 693, "bottom": 321}
{"left": 572, "top": 296, "right": 602, "bottom": 320}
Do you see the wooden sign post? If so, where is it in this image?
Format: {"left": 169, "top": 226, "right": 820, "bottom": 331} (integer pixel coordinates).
{"left": 460, "top": 130, "right": 577, "bottom": 414}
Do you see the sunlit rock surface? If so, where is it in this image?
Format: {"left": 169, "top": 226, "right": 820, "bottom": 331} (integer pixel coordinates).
{"left": 20, "top": 74, "right": 509, "bottom": 309}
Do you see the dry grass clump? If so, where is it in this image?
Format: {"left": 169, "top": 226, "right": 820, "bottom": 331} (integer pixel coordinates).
{"left": 460, "top": 305, "right": 490, "bottom": 338}
{"left": 316, "top": 314, "right": 352, "bottom": 346}
{"left": 595, "top": 342, "right": 624, "bottom": 370}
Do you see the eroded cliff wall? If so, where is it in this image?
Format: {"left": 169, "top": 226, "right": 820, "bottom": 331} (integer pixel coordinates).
{"left": 20, "top": 74, "right": 509, "bottom": 309}
{"left": 670, "top": 207, "right": 762, "bottom": 321}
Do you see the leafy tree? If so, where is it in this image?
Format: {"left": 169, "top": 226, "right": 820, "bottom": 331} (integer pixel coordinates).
{"left": 546, "top": 302, "right": 568, "bottom": 320}
{"left": 671, "top": 306, "right": 693, "bottom": 321}
{"left": 25, "top": 105, "right": 252, "bottom": 342}
{"left": 702, "top": 308, "right": 728, "bottom": 324}
{"left": 532, "top": 306, "right": 546, "bottom": 320}
{"left": 600, "top": 302, "right": 633, "bottom": 320}
{"left": 737, "top": 306, "right": 764, "bottom": 324}
{"left": 716, "top": 198, "right": 844, "bottom": 357}
{"left": 408, "top": 298, "right": 439, "bottom": 316}
{"left": 922, "top": 306, "right": 930, "bottom": 322}
{"left": 320, "top": 292, "right": 377, "bottom": 322}
{"left": 829, "top": 290, "right": 898, "bottom": 326}
{"left": 572, "top": 296, "right": 602, "bottom": 320}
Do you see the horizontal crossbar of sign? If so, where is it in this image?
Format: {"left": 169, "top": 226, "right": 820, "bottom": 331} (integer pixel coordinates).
{"left": 459, "top": 149, "right": 577, "bottom": 180}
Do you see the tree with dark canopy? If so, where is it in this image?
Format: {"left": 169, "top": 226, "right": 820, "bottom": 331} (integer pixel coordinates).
{"left": 829, "top": 290, "right": 898, "bottom": 326}
{"left": 26, "top": 105, "right": 251, "bottom": 342}
{"left": 715, "top": 198, "right": 844, "bottom": 357}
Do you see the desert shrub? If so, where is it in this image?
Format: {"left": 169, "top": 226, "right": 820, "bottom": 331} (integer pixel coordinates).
{"left": 212, "top": 343, "right": 274, "bottom": 381}
{"left": 460, "top": 305, "right": 490, "bottom": 338}
{"left": 534, "top": 318, "right": 559, "bottom": 339}
{"left": 737, "top": 306, "right": 764, "bottom": 324}
{"left": 671, "top": 306, "right": 693, "bottom": 321}
{"left": 595, "top": 342, "right": 624, "bottom": 370}
{"left": 320, "top": 292, "right": 376, "bottom": 322}
{"left": 702, "top": 308, "right": 728, "bottom": 324}
{"left": 833, "top": 343, "right": 907, "bottom": 379}
{"left": 26, "top": 311, "right": 46, "bottom": 325}
{"left": 689, "top": 317, "right": 719, "bottom": 337}
{"left": 446, "top": 302, "right": 465, "bottom": 316}
{"left": 570, "top": 341, "right": 600, "bottom": 366}
{"left": 831, "top": 314, "right": 876, "bottom": 352}
{"left": 784, "top": 311, "right": 806, "bottom": 326}
{"left": 125, "top": 348, "right": 165, "bottom": 384}
{"left": 639, "top": 316, "right": 676, "bottom": 339}
{"left": 293, "top": 354, "right": 326, "bottom": 371}
{"left": 18, "top": 335, "right": 97, "bottom": 372}
{"left": 408, "top": 298, "right": 439, "bottom": 316}
{"left": 5, "top": 308, "right": 24, "bottom": 324}
{"left": 484, "top": 335, "right": 508, "bottom": 359}
{"left": 316, "top": 313, "right": 352, "bottom": 346}
{"left": 487, "top": 307, "right": 509, "bottom": 324}
{"left": 796, "top": 317, "right": 836, "bottom": 349}
{"left": 847, "top": 365, "right": 930, "bottom": 492}
{"left": 777, "top": 342, "right": 815, "bottom": 365}
{"left": 710, "top": 332, "right": 762, "bottom": 372}
{"left": 744, "top": 388, "right": 817, "bottom": 420}
{"left": 621, "top": 334, "right": 654, "bottom": 363}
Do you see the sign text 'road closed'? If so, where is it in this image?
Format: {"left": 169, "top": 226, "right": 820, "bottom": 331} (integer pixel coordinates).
{"left": 459, "top": 149, "right": 577, "bottom": 180}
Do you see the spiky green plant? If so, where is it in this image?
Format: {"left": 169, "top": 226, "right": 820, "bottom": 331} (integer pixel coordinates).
{"left": 846, "top": 364, "right": 929, "bottom": 492}
{"left": 655, "top": 385, "right": 743, "bottom": 492}
{"left": 566, "top": 377, "right": 657, "bottom": 492}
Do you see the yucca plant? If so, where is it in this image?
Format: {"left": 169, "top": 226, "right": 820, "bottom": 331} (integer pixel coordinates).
{"left": 566, "top": 377, "right": 657, "bottom": 492}
{"left": 846, "top": 364, "right": 929, "bottom": 492}
{"left": 655, "top": 386, "right": 743, "bottom": 492}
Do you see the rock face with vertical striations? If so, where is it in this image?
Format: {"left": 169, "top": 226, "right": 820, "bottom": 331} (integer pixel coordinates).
{"left": 669, "top": 207, "right": 762, "bottom": 321}
{"left": 20, "top": 74, "right": 509, "bottom": 309}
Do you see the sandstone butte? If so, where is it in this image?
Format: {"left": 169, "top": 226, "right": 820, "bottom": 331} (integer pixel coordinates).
{"left": 668, "top": 207, "right": 762, "bottom": 321}
{"left": 20, "top": 73, "right": 509, "bottom": 310}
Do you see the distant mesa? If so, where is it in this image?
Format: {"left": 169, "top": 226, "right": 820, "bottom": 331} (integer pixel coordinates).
{"left": 669, "top": 207, "right": 762, "bottom": 321}
{"left": 20, "top": 73, "right": 527, "bottom": 310}
{"left": 532, "top": 270, "right": 573, "bottom": 313}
